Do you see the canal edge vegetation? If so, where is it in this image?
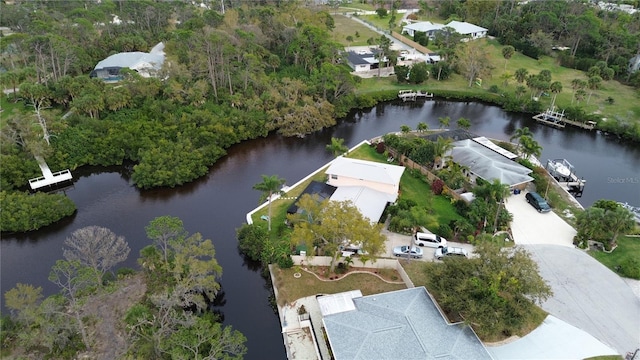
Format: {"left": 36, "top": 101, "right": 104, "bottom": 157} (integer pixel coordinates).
{"left": 1, "top": 217, "right": 247, "bottom": 359}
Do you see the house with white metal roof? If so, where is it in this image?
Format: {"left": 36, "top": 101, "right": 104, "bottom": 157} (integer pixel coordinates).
{"left": 321, "top": 287, "right": 493, "bottom": 360}
{"left": 325, "top": 157, "right": 405, "bottom": 196}
{"left": 402, "top": 20, "right": 487, "bottom": 41}
{"left": 90, "top": 42, "right": 165, "bottom": 81}
{"left": 330, "top": 186, "right": 398, "bottom": 223}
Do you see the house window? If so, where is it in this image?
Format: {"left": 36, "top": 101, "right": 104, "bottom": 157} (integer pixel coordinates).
{"left": 331, "top": 174, "right": 338, "bottom": 180}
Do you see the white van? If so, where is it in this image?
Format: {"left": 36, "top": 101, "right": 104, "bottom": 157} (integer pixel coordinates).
{"left": 413, "top": 232, "right": 447, "bottom": 248}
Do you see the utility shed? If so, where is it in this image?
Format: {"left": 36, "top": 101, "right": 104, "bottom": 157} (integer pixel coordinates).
{"left": 321, "top": 287, "right": 492, "bottom": 360}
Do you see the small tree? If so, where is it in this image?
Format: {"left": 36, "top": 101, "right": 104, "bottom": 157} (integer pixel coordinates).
{"left": 502, "top": 45, "right": 515, "bottom": 70}
{"left": 456, "top": 117, "right": 471, "bottom": 130}
{"left": 326, "top": 137, "right": 348, "bottom": 157}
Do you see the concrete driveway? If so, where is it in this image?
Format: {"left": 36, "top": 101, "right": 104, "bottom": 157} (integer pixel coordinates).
{"left": 524, "top": 244, "right": 640, "bottom": 356}
{"left": 381, "top": 227, "right": 474, "bottom": 262}
{"left": 505, "top": 191, "right": 576, "bottom": 247}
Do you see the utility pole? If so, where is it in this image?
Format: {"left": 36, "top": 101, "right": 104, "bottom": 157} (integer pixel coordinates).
{"left": 220, "top": 0, "right": 225, "bottom": 14}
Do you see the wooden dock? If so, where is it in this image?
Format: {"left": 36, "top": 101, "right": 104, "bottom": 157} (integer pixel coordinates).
{"left": 398, "top": 90, "right": 434, "bottom": 102}
{"left": 533, "top": 108, "right": 597, "bottom": 130}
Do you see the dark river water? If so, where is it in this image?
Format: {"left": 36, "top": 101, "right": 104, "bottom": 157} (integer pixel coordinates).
{"left": 2, "top": 100, "right": 639, "bottom": 359}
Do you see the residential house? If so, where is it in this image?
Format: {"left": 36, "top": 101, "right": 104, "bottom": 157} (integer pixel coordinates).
{"left": 90, "top": 42, "right": 165, "bottom": 81}
{"left": 402, "top": 20, "right": 487, "bottom": 42}
{"left": 325, "top": 157, "right": 404, "bottom": 197}
{"left": 320, "top": 287, "right": 493, "bottom": 360}
{"left": 447, "top": 137, "right": 533, "bottom": 189}
{"left": 346, "top": 49, "right": 388, "bottom": 73}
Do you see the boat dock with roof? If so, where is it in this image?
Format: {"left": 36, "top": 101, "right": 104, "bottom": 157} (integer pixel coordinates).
{"left": 533, "top": 108, "right": 597, "bottom": 130}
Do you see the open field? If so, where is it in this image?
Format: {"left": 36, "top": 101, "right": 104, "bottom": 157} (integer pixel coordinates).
{"left": 330, "top": 14, "right": 380, "bottom": 46}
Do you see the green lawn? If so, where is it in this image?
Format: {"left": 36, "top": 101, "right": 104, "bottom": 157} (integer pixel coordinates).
{"left": 589, "top": 235, "right": 640, "bottom": 279}
{"left": 331, "top": 14, "right": 381, "bottom": 47}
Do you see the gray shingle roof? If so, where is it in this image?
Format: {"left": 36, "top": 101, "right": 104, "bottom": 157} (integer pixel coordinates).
{"left": 322, "top": 287, "right": 492, "bottom": 360}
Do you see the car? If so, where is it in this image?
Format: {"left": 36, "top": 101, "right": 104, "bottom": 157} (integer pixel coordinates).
{"left": 525, "top": 191, "right": 551, "bottom": 213}
{"left": 413, "top": 232, "right": 447, "bottom": 248}
{"left": 434, "top": 246, "right": 469, "bottom": 260}
{"left": 393, "top": 245, "right": 423, "bottom": 259}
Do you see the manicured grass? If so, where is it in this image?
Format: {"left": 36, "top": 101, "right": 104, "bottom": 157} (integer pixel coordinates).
{"left": 331, "top": 14, "right": 381, "bottom": 47}
{"left": 272, "top": 266, "right": 406, "bottom": 306}
{"left": 590, "top": 235, "right": 640, "bottom": 279}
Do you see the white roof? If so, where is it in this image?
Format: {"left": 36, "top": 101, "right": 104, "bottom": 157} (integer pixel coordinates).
{"left": 403, "top": 21, "right": 444, "bottom": 33}
{"left": 445, "top": 21, "right": 487, "bottom": 35}
{"left": 473, "top": 136, "right": 518, "bottom": 159}
{"left": 330, "top": 186, "right": 397, "bottom": 223}
{"left": 325, "top": 157, "right": 405, "bottom": 186}
{"left": 93, "top": 42, "right": 165, "bottom": 74}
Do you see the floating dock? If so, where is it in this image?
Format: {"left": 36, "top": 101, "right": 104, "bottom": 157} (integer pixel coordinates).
{"left": 398, "top": 90, "right": 434, "bottom": 102}
{"left": 533, "top": 108, "right": 597, "bottom": 130}
{"left": 28, "top": 156, "right": 73, "bottom": 191}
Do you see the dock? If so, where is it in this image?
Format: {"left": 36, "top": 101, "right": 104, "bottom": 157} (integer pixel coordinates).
{"left": 398, "top": 90, "right": 434, "bottom": 102}
{"left": 29, "top": 156, "right": 73, "bottom": 191}
{"left": 533, "top": 108, "right": 597, "bottom": 130}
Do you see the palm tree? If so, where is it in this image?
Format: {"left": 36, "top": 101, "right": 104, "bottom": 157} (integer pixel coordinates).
{"left": 253, "top": 175, "right": 286, "bottom": 231}
{"left": 400, "top": 125, "right": 411, "bottom": 134}
{"left": 587, "top": 75, "right": 602, "bottom": 104}
{"left": 417, "top": 122, "right": 429, "bottom": 132}
{"left": 438, "top": 116, "right": 450, "bottom": 129}
{"left": 515, "top": 85, "right": 527, "bottom": 100}
{"left": 432, "top": 136, "right": 453, "bottom": 169}
{"left": 571, "top": 79, "right": 586, "bottom": 105}
{"left": 514, "top": 68, "right": 528, "bottom": 84}
{"left": 604, "top": 207, "right": 635, "bottom": 248}
{"left": 502, "top": 45, "right": 515, "bottom": 70}
{"left": 456, "top": 117, "right": 471, "bottom": 130}
{"left": 326, "top": 137, "right": 348, "bottom": 157}
{"left": 549, "top": 81, "right": 563, "bottom": 109}
{"left": 519, "top": 135, "right": 543, "bottom": 160}
{"left": 473, "top": 179, "right": 510, "bottom": 233}
{"left": 509, "top": 127, "right": 533, "bottom": 154}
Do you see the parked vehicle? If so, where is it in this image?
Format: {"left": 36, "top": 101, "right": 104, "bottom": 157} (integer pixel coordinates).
{"left": 525, "top": 191, "right": 551, "bottom": 213}
{"left": 413, "top": 232, "right": 447, "bottom": 248}
{"left": 393, "top": 245, "right": 423, "bottom": 259}
{"left": 434, "top": 246, "right": 469, "bottom": 260}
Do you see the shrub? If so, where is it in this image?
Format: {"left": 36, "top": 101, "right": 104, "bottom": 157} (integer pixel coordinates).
{"left": 619, "top": 257, "right": 640, "bottom": 279}
{"left": 437, "top": 223, "right": 453, "bottom": 239}
{"left": 431, "top": 178, "right": 445, "bottom": 195}
{"left": 489, "top": 85, "right": 500, "bottom": 93}
{"left": 277, "top": 255, "right": 294, "bottom": 269}
{"left": 376, "top": 142, "right": 386, "bottom": 154}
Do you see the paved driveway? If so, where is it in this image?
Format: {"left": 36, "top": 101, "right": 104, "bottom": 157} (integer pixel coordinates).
{"left": 505, "top": 192, "right": 576, "bottom": 247}
{"left": 524, "top": 244, "right": 640, "bottom": 355}
{"left": 381, "top": 227, "right": 474, "bottom": 262}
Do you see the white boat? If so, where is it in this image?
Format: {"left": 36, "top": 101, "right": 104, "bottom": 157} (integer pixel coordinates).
{"left": 547, "top": 159, "right": 573, "bottom": 178}
{"left": 619, "top": 202, "right": 640, "bottom": 224}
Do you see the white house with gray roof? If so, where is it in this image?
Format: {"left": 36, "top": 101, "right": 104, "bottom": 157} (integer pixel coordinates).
{"left": 320, "top": 287, "right": 492, "bottom": 360}
{"left": 447, "top": 137, "right": 533, "bottom": 188}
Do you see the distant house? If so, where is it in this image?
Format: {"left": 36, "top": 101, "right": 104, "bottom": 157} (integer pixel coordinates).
{"left": 446, "top": 20, "right": 488, "bottom": 40}
{"left": 447, "top": 137, "right": 533, "bottom": 189}
{"left": 402, "top": 20, "right": 487, "bottom": 41}
{"left": 320, "top": 287, "right": 492, "bottom": 360}
{"left": 90, "top": 42, "right": 165, "bottom": 81}
{"left": 629, "top": 54, "right": 640, "bottom": 74}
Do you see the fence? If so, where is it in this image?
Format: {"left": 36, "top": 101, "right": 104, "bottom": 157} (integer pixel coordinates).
{"left": 386, "top": 147, "right": 465, "bottom": 202}
{"left": 391, "top": 31, "right": 432, "bottom": 55}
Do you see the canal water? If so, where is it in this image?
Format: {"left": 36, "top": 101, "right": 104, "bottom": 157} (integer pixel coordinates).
{"left": 1, "top": 100, "right": 639, "bottom": 359}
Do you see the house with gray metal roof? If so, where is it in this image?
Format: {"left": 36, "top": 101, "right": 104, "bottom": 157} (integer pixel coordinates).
{"left": 448, "top": 137, "right": 533, "bottom": 188}
{"left": 321, "top": 287, "right": 492, "bottom": 360}
{"left": 402, "top": 20, "right": 487, "bottom": 41}
{"left": 90, "top": 42, "right": 165, "bottom": 81}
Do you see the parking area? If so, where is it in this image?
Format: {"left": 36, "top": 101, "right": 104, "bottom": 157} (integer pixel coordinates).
{"left": 505, "top": 191, "right": 576, "bottom": 247}
{"left": 381, "top": 226, "right": 474, "bottom": 262}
